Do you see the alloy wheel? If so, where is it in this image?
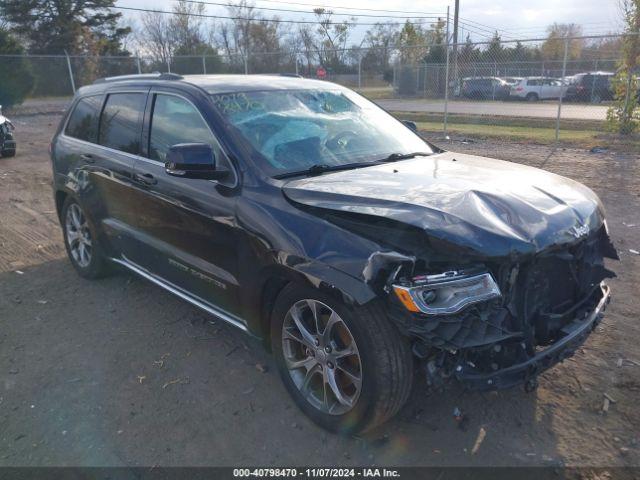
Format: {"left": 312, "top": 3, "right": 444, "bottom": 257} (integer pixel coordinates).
{"left": 65, "top": 203, "right": 92, "bottom": 268}
{"left": 281, "top": 299, "right": 363, "bottom": 415}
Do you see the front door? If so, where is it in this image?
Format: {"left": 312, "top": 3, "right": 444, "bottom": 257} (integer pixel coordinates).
{"left": 128, "top": 91, "right": 241, "bottom": 315}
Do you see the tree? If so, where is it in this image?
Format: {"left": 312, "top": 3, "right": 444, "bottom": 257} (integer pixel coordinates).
{"left": 606, "top": 0, "right": 640, "bottom": 134}
{"left": 423, "top": 18, "right": 447, "bottom": 64}
{"left": 0, "top": 28, "right": 35, "bottom": 107}
{"left": 310, "top": 9, "right": 356, "bottom": 72}
{"left": 360, "top": 23, "right": 399, "bottom": 73}
{"left": 541, "top": 23, "right": 584, "bottom": 61}
{"left": 396, "top": 21, "right": 427, "bottom": 64}
{"left": 0, "top": 0, "right": 130, "bottom": 55}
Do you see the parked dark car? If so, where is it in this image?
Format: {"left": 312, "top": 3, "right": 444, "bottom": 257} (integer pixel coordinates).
{"left": 565, "top": 72, "right": 614, "bottom": 103}
{"left": 460, "top": 77, "right": 511, "bottom": 100}
{"left": 51, "top": 74, "right": 617, "bottom": 433}
{"left": 0, "top": 105, "right": 16, "bottom": 157}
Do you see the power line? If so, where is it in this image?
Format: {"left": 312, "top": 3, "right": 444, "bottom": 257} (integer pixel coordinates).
{"left": 169, "top": 0, "right": 440, "bottom": 19}
{"left": 114, "top": 4, "right": 442, "bottom": 26}
{"left": 239, "top": 0, "right": 444, "bottom": 15}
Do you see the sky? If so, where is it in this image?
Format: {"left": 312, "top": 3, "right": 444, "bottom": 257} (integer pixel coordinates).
{"left": 117, "top": 0, "right": 624, "bottom": 46}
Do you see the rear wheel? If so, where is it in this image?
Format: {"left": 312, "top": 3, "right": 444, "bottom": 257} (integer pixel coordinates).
{"left": 271, "top": 284, "right": 413, "bottom": 433}
{"left": 61, "top": 197, "right": 110, "bottom": 279}
{"left": 526, "top": 92, "right": 539, "bottom": 102}
{"left": 1, "top": 149, "right": 15, "bottom": 157}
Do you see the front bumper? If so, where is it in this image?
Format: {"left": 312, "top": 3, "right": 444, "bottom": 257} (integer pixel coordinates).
{"left": 455, "top": 282, "right": 611, "bottom": 391}
{"left": 2, "top": 139, "right": 16, "bottom": 152}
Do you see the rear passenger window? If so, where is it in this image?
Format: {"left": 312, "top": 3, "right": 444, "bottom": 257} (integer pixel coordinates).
{"left": 527, "top": 79, "right": 540, "bottom": 86}
{"left": 149, "top": 94, "right": 219, "bottom": 162}
{"left": 98, "top": 93, "right": 146, "bottom": 155}
{"left": 65, "top": 95, "right": 102, "bottom": 143}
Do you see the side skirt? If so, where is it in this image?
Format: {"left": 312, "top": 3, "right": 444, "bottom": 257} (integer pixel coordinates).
{"left": 110, "top": 256, "right": 250, "bottom": 334}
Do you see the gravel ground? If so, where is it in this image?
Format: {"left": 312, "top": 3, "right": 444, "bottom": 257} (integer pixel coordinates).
{"left": 1, "top": 113, "right": 639, "bottom": 467}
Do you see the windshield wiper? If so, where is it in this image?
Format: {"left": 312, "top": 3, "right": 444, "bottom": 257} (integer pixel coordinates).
{"left": 381, "top": 151, "right": 433, "bottom": 162}
{"left": 273, "top": 152, "right": 433, "bottom": 179}
{"left": 273, "top": 161, "right": 380, "bottom": 179}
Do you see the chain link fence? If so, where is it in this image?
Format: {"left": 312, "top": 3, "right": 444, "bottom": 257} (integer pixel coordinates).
{"left": 1, "top": 33, "right": 636, "bottom": 144}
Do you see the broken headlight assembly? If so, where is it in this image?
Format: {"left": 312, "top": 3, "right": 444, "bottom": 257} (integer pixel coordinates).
{"left": 392, "top": 270, "right": 501, "bottom": 315}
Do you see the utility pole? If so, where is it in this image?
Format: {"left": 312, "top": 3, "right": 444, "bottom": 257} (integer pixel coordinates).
{"left": 452, "top": 0, "right": 460, "bottom": 87}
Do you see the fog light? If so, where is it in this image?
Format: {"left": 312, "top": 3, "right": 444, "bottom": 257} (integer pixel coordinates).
{"left": 393, "top": 271, "right": 501, "bottom": 315}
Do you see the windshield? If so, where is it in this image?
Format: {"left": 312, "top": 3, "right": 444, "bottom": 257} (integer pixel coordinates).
{"left": 210, "top": 88, "right": 433, "bottom": 176}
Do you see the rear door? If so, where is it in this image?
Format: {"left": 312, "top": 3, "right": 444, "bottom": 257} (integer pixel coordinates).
{"left": 56, "top": 92, "right": 145, "bottom": 259}
{"left": 93, "top": 90, "right": 149, "bottom": 257}
{"left": 127, "top": 89, "right": 242, "bottom": 315}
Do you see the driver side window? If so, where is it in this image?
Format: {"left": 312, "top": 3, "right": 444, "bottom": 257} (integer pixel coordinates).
{"left": 149, "top": 94, "right": 222, "bottom": 162}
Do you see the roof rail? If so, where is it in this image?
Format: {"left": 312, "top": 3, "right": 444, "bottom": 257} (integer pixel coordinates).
{"left": 93, "top": 72, "right": 183, "bottom": 84}
{"left": 279, "top": 73, "right": 303, "bottom": 78}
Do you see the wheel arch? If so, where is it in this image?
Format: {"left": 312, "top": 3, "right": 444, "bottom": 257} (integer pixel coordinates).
{"left": 254, "top": 262, "right": 378, "bottom": 350}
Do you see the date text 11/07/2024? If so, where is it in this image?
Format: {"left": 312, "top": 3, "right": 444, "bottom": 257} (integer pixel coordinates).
{"left": 233, "top": 468, "right": 401, "bottom": 478}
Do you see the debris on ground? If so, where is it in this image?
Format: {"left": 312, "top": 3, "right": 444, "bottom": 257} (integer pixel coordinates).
{"left": 453, "top": 407, "right": 470, "bottom": 431}
{"left": 604, "top": 393, "right": 617, "bottom": 404}
{"left": 162, "top": 377, "right": 189, "bottom": 389}
{"left": 14, "top": 270, "right": 24, "bottom": 275}
{"left": 590, "top": 146, "right": 608, "bottom": 154}
{"left": 255, "top": 363, "right": 268, "bottom": 373}
{"left": 617, "top": 358, "right": 624, "bottom": 367}
{"left": 629, "top": 249, "right": 640, "bottom": 255}
{"left": 137, "top": 375, "right": 146, "bottom": 384}
{"left": 602, "top": 397, "right": 611, "bottom": 414}
{"left": 471, "top": 427, "right": 487, "bottom": 454}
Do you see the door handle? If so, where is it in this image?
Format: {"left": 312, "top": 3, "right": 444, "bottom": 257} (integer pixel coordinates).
{"left": 133, "top": 172, "right": 157, "bottom": 186}
{"left": 80, "top": 154, "right": 94, "bottom": 163}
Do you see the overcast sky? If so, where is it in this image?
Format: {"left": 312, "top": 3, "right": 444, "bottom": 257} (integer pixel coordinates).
{"left": 117, "top": 0, "right": 624, "bottom": 45}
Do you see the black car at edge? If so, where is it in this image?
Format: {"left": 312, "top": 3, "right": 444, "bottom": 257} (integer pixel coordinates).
{"left": 50, "top": 73, "right": 617, "bottom": 433}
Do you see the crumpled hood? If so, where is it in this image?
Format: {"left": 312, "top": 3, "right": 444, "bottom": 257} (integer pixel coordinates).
{"left": 282, "top": 152, "right": 605, "bottom": 257}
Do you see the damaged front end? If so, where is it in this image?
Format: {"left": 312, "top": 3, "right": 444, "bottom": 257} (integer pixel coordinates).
{"left": 374, "top": 224, "right": 617, "bottom": 392}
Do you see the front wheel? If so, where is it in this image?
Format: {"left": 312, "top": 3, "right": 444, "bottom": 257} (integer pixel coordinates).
{"left": 1, "top": 149, "right": 15, "bottom": 157}
{"left": 271, "top": 284, "right": 413, "bottom": 433}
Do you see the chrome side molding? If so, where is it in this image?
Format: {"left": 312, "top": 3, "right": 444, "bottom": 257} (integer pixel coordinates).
{"left": 110, "top": 256, "right": 249, "bottom": 333}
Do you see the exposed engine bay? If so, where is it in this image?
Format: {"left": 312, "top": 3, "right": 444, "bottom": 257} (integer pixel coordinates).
{"left": 377, "top": 224, "right": 617, "bottom": 392}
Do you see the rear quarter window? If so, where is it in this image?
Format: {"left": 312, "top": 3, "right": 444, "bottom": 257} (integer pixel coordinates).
{"left": 65, "top": 95, "right": 103, "bottom": 143}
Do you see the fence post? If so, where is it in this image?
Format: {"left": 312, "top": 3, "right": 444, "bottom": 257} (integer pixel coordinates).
{"left": 244, "top": 54, "right": 249, "bottom": 75}
{"left": 167, "top": 57, "right": 171, "bottom": 73}
{"left": 64, "top": 50, "right": 76, "bottom": 94}
{"left": 202, "top": 55, "right": 207, "bottom": 74}
{"left": 136, "top": 55, "right": 142, "bottom": 74}
{"left": 555, "top": 37, "right": 569, "bottom": 142}
{"left": 443, "top": 6, "right": 451, "bottom": 136}
{"left": 295, "top": 56, "right": 299, "bottom": 76}
{"left": 358, "top": 54, "right": 362, "bottom": 89}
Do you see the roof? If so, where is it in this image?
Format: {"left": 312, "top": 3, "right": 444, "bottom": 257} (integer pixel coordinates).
{"left": 182, "top": 74, "right": 340, "bottom": 94}
{"left": 86, "top": 73, "right": 343, "bottom": 95}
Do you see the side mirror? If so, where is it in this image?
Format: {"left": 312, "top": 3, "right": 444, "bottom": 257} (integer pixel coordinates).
{"left": 402, "top": 120, "right": 418, "bottom": 133}
{"left": 165, "top": 143, "right": 228, "bottom": 180}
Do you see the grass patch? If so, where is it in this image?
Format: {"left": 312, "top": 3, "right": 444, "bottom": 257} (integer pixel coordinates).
{"left": 414, "top": 121, "right": 601, "bottom": 146}
{"left": 355, "top": 87, "right": 395, "bottom": 100}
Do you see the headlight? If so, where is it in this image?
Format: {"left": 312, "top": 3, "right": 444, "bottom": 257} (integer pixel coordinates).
{"left": 392, "top": 271, "right": 501, "bottom": 315}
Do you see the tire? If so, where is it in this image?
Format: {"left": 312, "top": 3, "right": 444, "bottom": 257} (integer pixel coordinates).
{"left": 271, "top": 283, "right": 413, "bottom": 434}
{"left": 61, "top": 197, "right": 110, "bottom": 279}
{"left": 1, "top": 149, "right": 15, "bottom": 157}
{"left": 526, "top": 93, "right": 539, "bottom": 102}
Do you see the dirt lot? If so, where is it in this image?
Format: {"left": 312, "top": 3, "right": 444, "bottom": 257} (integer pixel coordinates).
{"left": 1, "top": 113, "right": 639, "bottom": 467}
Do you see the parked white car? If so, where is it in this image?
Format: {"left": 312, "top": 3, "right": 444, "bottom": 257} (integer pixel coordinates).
{"left": 510, "top": 77, "right": 568, "bottom": 101}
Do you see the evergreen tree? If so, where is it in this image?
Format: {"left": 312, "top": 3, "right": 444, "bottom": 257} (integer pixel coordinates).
{"left": 0, "top": 0, "right": 130, "bottom": 55}
{"left": 0, "top": 28, "right": 35, "bottom": 108}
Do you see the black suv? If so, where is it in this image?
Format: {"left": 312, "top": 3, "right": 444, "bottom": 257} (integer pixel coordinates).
{"left": 460, "top": 77, "right": 511, "bottom": 100}
{"left": 565, "top": 72, "right": 614, "bottom": 103}
{"left": 51, "top": 74, "right": 616, "bottom": 433}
